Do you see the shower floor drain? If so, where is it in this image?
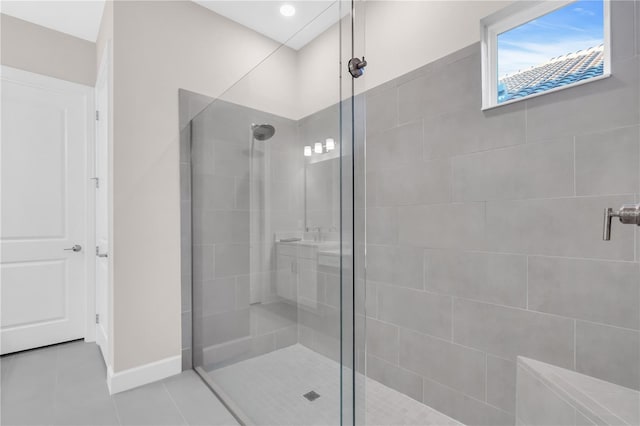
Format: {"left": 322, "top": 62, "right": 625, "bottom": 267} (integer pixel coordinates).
{"left": 303, "top": 391, "right": 321, "bottom": 402}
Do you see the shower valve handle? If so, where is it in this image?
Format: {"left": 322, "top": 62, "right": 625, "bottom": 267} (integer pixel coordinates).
{"left": 603, "top": 203, "right": 640, "bottom": 241}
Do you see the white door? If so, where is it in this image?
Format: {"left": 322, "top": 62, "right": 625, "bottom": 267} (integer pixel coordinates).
{"left": 95, "top": 55, "right": 110, "bottom": 359}
{"left": 1, "top": 67, "right": 91, "bottom": 355}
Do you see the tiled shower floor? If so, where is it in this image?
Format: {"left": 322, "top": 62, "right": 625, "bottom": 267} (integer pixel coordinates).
{"left": 207, "top": 344, "right": 462, "bottom": 426}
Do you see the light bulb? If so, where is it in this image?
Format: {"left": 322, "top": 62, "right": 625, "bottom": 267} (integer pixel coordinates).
{"left": 280, "top": 4, "right": 295, "bottom": 17}
{"left": 314, "top": 142, "right": 323, "bottom": 154}
{"left": 325, "top": 138, "right": 335, "bottom": 151}
{"left": 304, "top": 146, "right": 312, "bottom": 157}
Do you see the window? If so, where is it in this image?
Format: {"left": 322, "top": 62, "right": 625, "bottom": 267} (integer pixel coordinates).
{"left": 481, "top": 0, "right": 610, "bottom": 109}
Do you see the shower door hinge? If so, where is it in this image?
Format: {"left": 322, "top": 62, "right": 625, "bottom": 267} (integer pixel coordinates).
{"left": 95, "top": 314, "right": 100, "bottom": 324}
{"left": 95, "top": 110, "right": 100, "bottom": 121}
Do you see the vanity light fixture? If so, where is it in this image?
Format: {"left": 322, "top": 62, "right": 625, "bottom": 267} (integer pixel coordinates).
{"left": 325, "top": 138, "right": 335, "bottom": 151}
{"left": 305, "top": 138, "right": 337, "bottom": 157}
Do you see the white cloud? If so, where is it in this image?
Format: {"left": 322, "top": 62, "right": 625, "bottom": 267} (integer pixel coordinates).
{"left": 573, "top": 7, "right": 595, "bottom": 16}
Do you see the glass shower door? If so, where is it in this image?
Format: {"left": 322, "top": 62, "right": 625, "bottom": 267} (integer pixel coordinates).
{"left": 184, "top": 1, "right": 363, "bottom": 424}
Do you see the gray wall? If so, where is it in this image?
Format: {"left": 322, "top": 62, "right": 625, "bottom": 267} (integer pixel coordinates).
{"left": 1, "top": 13, "right": 96, "bottom": 86}
{"left": 363, "top": 1, "right": 640, "bottom": 424}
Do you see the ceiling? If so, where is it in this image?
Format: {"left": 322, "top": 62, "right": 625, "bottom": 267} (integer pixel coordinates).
{"left": 190, "top": 1, "right": 347, "bottom": 50}
{"left": 0, "top": 1, "right": 345, "bottom": 49}
{"left": 0, "top": 0, "right": 105, "bottom": 42}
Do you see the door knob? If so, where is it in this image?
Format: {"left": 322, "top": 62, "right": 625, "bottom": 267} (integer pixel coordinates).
{"left": 64, "top": 244, "right": 82, "bottom": 252}
{"left": 603, "top": 203, "right": 640, "bottom": 241}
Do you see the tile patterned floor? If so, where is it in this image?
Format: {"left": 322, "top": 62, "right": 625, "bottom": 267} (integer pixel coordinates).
{"left": 208, "top": 344, "right": 462, "bottom": 426}
{"left": 0, "top": 340, "right": 238, "bottom": 426}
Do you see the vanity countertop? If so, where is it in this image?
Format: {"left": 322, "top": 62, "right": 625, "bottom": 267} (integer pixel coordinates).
{"left": 276, "top": 239, "right": 340, "bottom": 249}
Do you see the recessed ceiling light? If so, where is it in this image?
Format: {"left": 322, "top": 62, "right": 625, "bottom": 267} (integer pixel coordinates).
{"left": 280, "top": 4, "right": 295, "bottom": 17}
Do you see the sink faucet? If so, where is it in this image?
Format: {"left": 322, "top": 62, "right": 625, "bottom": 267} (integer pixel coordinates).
{"left": 307, "top": 226, "right": 322, "bottom": 242}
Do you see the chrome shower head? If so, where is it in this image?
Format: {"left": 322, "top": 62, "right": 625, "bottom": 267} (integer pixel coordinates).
{"left": 251, "top": 124, "right": 276, "bottom": 141}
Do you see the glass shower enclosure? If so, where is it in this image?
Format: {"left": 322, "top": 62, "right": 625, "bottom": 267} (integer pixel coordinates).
{"left": 182, "top": 1, "right": 366, "bottom": 424}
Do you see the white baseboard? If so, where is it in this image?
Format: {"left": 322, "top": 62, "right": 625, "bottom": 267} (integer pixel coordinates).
{"left": 107, "top": 355, "right": 181, "bottom": 394}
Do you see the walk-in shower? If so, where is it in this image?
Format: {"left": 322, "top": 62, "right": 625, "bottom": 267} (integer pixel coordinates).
{"left": 180, "top": 1, "right": 640, "bottom": 425}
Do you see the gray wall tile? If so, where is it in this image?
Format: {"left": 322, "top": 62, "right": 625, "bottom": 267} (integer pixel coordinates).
{"left": 365, "top": 281, "right": 379, "bottom": 319}
{"left": 453, "top": 299, "right": 575, "bottom": 368}
{"left": 367, "top": 244, "right": 424, "bottom": 289}
{"left": 201, "top": 309, "right": 250, "bottom": 347}
{"left": 422, "top": 377, "right": 514, "bottom": 426}
{"left": 214, "top": 243, "right": 249, "bottom": 278}
{"left": 366, "top": 207, "right": 398, "bottom": 245}
{"left": 376, "top": 160, "right": 451, "bottom": 206}
{"left": 525, "top": 57, "right": 639, "bottom": 142}
{"left": 181, "top": 348, "right": 192, "bottom": 370}
{"left": 486, "top": 195, "right": 635, "bottom": 260}
{"left": 575, "top": 321, "right": 640, "bottom": 390}
{"left": 610, "top": 0, "right": 638, "bottom": 61}
{"left": 528, "top": 257, "right": 640, "bottom": 329}
{"left": 366, "top": 86, "right": 397, "bottom": 135}
{"left": 425, "top": 250, "right": 527, "bottom": 308}
{"left": 399, "top": 53, "right": 481, "bottom": 124}
{"left": 274, "top": 326, "right": 298, "bottom": 349}
{"left": 210, "top": 211, "right": 250, "bottom": 244}
{"left": 182, "top": 312, "right": 192, "bottom": 349}
{"left": 192, "top": 245, "right": 214, "bottom": 282}
{"left": 366, "top": 318, "right": 399, "bottom": 364}
{"left": 180, "top": 163, "right": 190, "bottom": 202}
{"left": 399, "top": 328, "right": 486, "bottom": 400}
{"left": 452, "top": 140, "right": 574, "bottom": 202}
{"left": 367, "top": 121, "right": 423, "bottom": 171}
{"left": 398, "top": 74, "right": 428, "bottom": 125}
{"left": 192, "top": 174, "right": 235, "bottom": 210}
{"left": 366, "top": 355, "right": 423, "bottom": 402}
{"left": 486, "top": 356, "right": 516, "bottom": 413}
{"left": 423, "top": 102, "right": 525, "bottom": 160}
{"left": 636, "top": 0, "right": 640, "bottom": 56}
{"left": 398, "top": 202, "right": 485, "bottom": 250}
{"left": 575, "top": 126, "right": 640, "bottom": 196}
{"left": 200, "top": 277, "right": 236, "bottom": 316}
{"left": 212, "top": 139, "right": 250, "bottom": 179}
{"left": 193, "top": 210, "right": 250, "bottom": 245}
{"left": 235, "top": 275, "right": 250, "bottom": 309}
{"left": 378, "top": 284, "right": 452, "bottom": 340}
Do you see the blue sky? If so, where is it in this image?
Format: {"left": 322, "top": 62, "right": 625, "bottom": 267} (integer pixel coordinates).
{"left": 498, "top": 0, "right": 604, "bottom": 78}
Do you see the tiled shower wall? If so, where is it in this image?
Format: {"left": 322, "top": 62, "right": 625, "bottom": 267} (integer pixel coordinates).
{"left": 181, "top": 96, "right": 304, "bottom": 370}
{"left": 180, "top": 92, "right": 348, "bottom": 373}
{"left": 363, "top": 1, "right": 640, "bottom": 424}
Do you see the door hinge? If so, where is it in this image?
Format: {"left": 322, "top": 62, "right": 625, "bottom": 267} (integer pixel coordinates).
{"left": 95, "top": 314, "right": 100, "bottom": 324}
{"left": 95, "top": 110, "right": 100, "bottom": 121}
{"left": 90, "top": 177, "right": 99, "bottom": 188}
{"left": 96, "top": 246, "right": 108, "bottom": 258}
